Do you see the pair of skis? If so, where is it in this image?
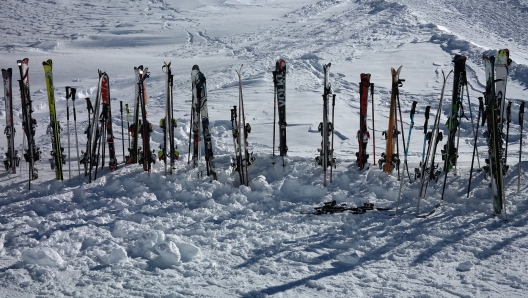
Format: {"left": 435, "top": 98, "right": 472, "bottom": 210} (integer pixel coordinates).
{"left": 482, "top": 50, "right": 511, "bottom": 217}
{"left": 315, "top": 63, "right": 336, "bottom": 187}
{"left": 16, "top": 59, "right": 42, "bottom": 188}
{"left": 379, "top": 67, "right": 404, "bottom": 176}
{"left": 159, "top": 62, "right": 178, "bottom": 175}
{"left": 272, "top": 59, "right": 287, "bottom": 167}
{"left": 2, "top": 68, "right": 21, "bottom": 174}
{"left": 231, "top": 65, "right": 255, "bottom": 186}
{"left": 125, "top": 66, "right": 155, "bottom": 174}
{"left": 356, "top": 74, "right": 371, "bottom": 170}
{"left": 189, "top": 65, "right": 217, "bottom": 181}
{"left": 81, "top": 70, "right": 118, "bottom": 182}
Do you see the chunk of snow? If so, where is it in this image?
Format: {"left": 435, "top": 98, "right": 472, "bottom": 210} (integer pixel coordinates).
{"left": 22, "top": 247, "right": 64, "bottom": 267}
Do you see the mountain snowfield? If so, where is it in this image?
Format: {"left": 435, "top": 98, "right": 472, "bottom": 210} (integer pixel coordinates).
{"left": 1, "top": 0, "right": 528, "bottom": 297}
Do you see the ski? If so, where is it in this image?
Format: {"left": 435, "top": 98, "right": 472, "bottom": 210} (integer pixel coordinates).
{"left": 441, "top": 55, "right": 466, "bottom": 174}
{"left": 126, "top": 67, "right": 141, "bottom": 165}
{"left": 2, "top": 68, "right": 20, "bottom": 174}
{"left": 230, "top": 105, "right": 244, "bottom": 184}
{"left": 379, "top": 66, "right": 402, "bottom": 174}
{"left": 80, "top": 97, "right": 94, "bottom": 176}
{"left": 159, "top": 62, "right": 178, "bottom": 174}
{"left": 272, "top": 59, "right": 287, "bottom": 167}
{"left": 315, "top": 63, "right": 336, "bottom": 186}
{"left": 137, "top": 66, "right": 155, "bottom": 173}
{"left": 416, "top": 69, "right": 452, "bottom": 218}
{"left": 17, "top": 59, "right": 41, "bottom": 187}
{"left": 415, "top": 105, "right": 431, "bottom": 181}
{"left": 88, "top": 71, "right": 105, "bottom": 182}
{"left": 99, "top": 71, "right": 117, "bottom": 172}
{"left": 483, "top": 50, "right": 510, "bottom": 216}
{"left": 42, "top": 59, "right": 65, "bottom": 181}
{"left": 356, "top": 73, "right": 371, "bottom": 170}
{"left": 192, "top": 65, "right": 217, "bottom": 180}
{"left": 311, "top": 200, "right": 392, "bottom": 215}
{"left": 235, "top": 65, "right": 254, "bottom": 185}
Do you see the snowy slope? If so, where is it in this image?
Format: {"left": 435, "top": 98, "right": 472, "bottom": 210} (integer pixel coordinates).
{"left": 1, "top": 0, "right": 528, "bottom": 297}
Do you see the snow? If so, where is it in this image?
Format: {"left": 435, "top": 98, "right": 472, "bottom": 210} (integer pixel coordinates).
{"left": 1, "top": 0, "right": 528, "bottom": 297}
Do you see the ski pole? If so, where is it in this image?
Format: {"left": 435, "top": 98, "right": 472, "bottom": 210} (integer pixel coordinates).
{"left": 467, "top": 97, "right": 484, "bottom": 198}
{"left": 505, "top": 101, "right": 512, "bottom": 164}
{"left": 518, "top": 101, "right": 525, "bottom": 193}
{"left": 65, "top": 87, "right": 72, "bottom": 180}
{"left": 465, "top": 84, "right": 481, "bottom": 169}
{"left": 454, "top": 88, "right": 465, "bottom": 174}
{"left": 272, "top": 70, "right": 277, "bottom": 165}
{"left": 188, "top": 106, "right": 193, "bottom": 165}
{"left": 395, "top": 79, "right": 410, "bottom": 181}
{"left": 120, "top": 101, "right": 125, "bottom": 163}
{"left": 125, "top": 103, "right": 130, "bottom": 149}
{"left": 330, "top": 94, "right": 336, "bottom": 183}
{"left": 370, "top": 83, "right": 376, "bottom": 165}
{"left": 70, "top": 88, "right": 81, "bottom": 177}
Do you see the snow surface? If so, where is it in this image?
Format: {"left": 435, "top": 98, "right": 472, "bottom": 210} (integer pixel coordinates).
{"left": 1, "top": 0, "right": 528, "bottom": 297}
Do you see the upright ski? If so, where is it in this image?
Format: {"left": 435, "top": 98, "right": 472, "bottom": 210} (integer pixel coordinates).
{"left": 159, "top": 62, "right": 178, "bottom": 174}
{"left": 416, "top": 70, "right": 452, "bottom": 217}
{"left": 192, "top": 65, "right": 217, "bottom": 180}
{"left": 272, "top": 59, "right": 288, "bottom": 167}
{"left": 126, "top": 66, "right": 143, "bottom": 165}
{"left": 42, "top": 59, "right": 65, "bottom": 181}
{"left": 137, "top": 67, "right": 155, "bottom": 173}
{"left": 17, "top": 59, "right": 41, "bottom": 187}
{"left": 379, "top": 66, "right": 402, "bottom": 174}
{"left": 356, "top": 73, "right": 371, "bottom": 170}
{"left": 235, "top": 66, "right": 254, "bottom": 185}
{"left": 315, "top": 63, "right": 336, "bottom": 186}
{"left": 442, "top": 55, "right": 467, "bottom": 174}
{"left": 2, "top": 68, "right": 20, "bottom": 174}
{"left": 99, "top": 72, "right": 117, "bottom": 172}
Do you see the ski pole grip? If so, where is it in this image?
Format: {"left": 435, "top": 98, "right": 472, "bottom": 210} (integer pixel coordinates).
{"left": 520, "top": 102, "right": 525, "bottom": 124}
{"left": 478, "top": 97, "right": 484, "bottom": 111}
{"left": 120, "top": 101, "right": 123, "bottom": 112}
{"left": 71, "top": 88, "right": 76, "bottom": 101}
{"left": 66, "top": 87, "right": 71, "bottom": 99}
{"left": 425, "top": 106, "right": 431, "bottom": 119}
{"left": 410, "top": 101, "right": 417, "bottom": 116}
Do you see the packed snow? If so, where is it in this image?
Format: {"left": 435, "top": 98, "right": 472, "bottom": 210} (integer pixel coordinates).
{"left": 1, "top": 0, "right": 528, "bottom": 297}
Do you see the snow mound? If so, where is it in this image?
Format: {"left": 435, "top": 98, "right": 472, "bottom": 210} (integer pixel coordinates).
{"left": 22, "top": 247, "right": 64, "bottom": 267}
{"left": 107, "top": 247, "right": 129, "bottom": 265}
{"left": 175, "top": 242, "right": 201, "bottom": 262}
{"left": 456, "top": 261, "right": 473, "bottom": 272}
{"left": 155, "top": 241, "right": 181, "bottom": 266}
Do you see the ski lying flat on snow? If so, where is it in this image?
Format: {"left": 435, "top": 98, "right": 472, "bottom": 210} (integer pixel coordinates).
{"left": 308, "top": 200, "right": 392, "bottom": 215}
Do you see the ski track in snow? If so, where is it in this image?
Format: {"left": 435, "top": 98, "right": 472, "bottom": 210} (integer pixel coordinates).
{"left": 0, "top": 0, "right": 528, "bottom": 297}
